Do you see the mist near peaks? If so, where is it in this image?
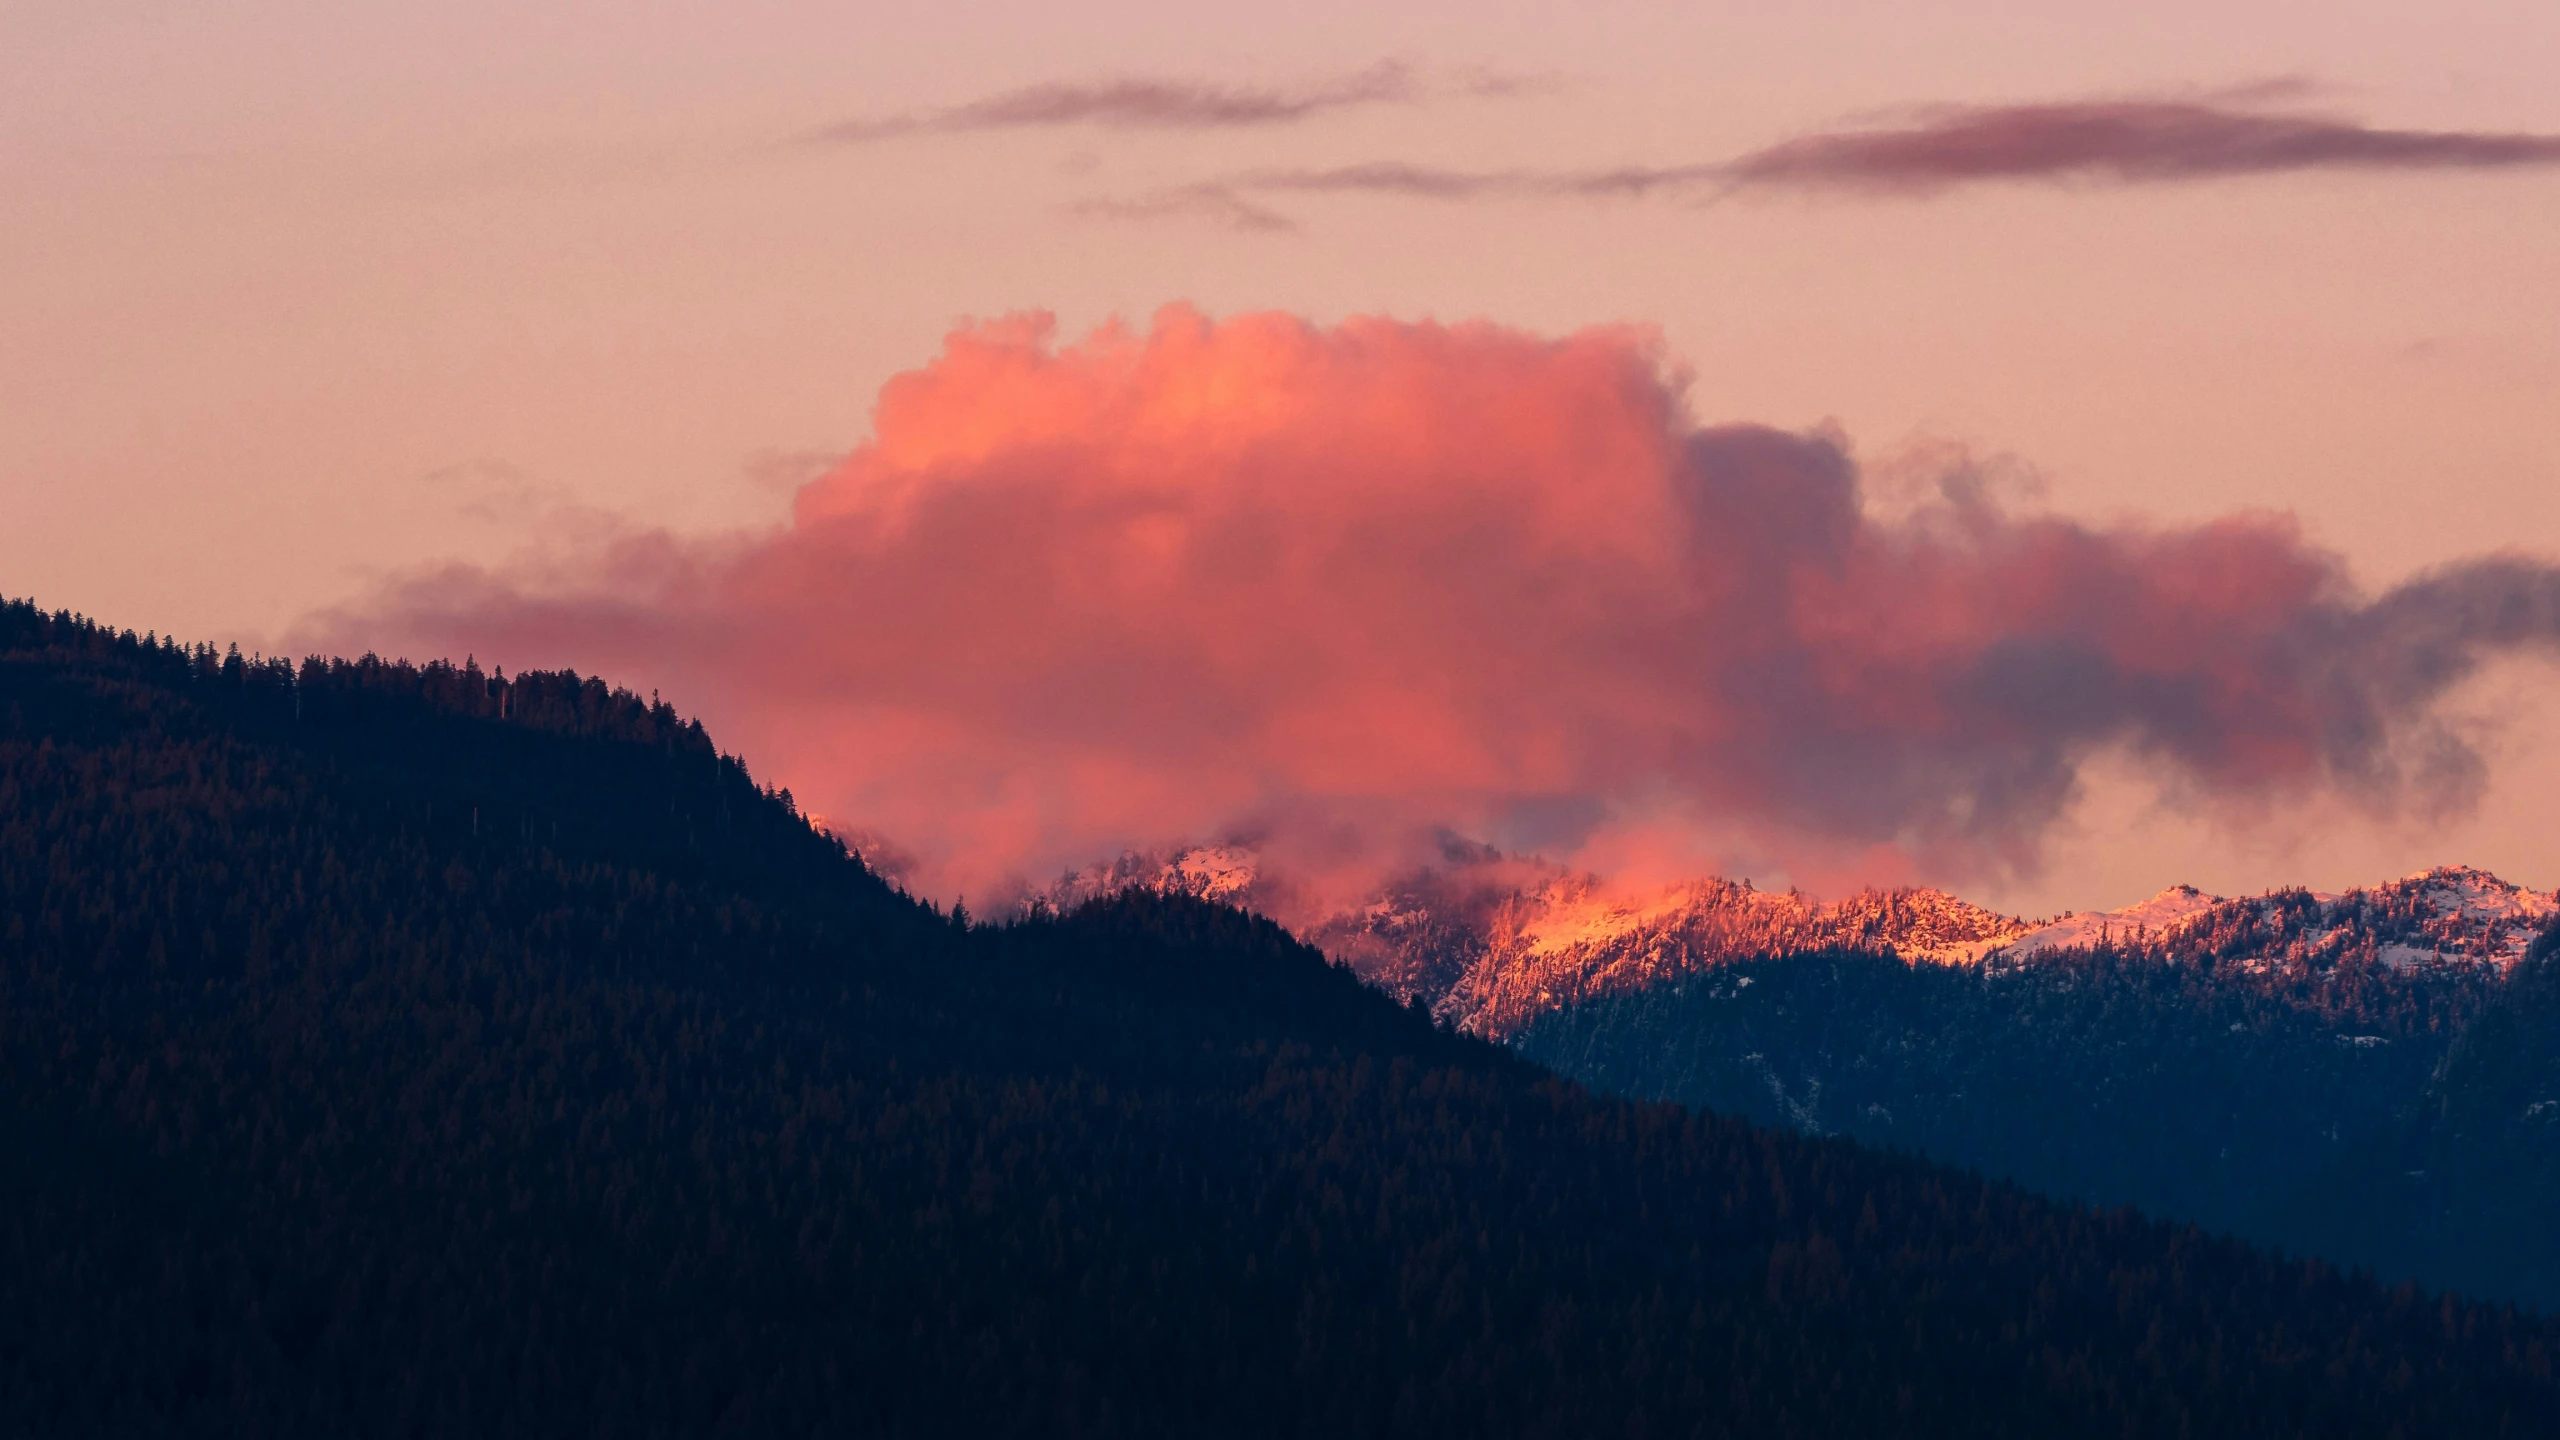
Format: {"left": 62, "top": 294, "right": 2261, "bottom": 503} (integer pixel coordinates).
{"left": 306, "top": 308, "right": 2560, "bottom": 906}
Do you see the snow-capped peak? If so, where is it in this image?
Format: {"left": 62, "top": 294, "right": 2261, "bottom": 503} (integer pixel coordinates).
{"left": 1432, "top": 865, "right": 2552, "bottom": 1037}
{"left": 1993, "top": 867, "right": 2556, "bottom": 972}
{"left": 2003, "top": 884, "right": 2225, "bottom": 957}
{"left": 1028, "top": 841, "right": 2556, "bottom": 1041}
{"left": 1043, "top": 843, "right": 1264, "bottom": 909}
{"left": 2398, "top": 864, "right": 2556, "bottom": 928}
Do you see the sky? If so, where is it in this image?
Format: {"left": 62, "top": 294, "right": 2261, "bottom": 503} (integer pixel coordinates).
{"left": 5, "top": 0, "right": 2558, "bottom": 915}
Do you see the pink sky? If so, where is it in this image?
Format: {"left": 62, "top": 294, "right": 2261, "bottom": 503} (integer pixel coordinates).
{"left": 6, "top": 0, "right": 2558, "bottom": 913}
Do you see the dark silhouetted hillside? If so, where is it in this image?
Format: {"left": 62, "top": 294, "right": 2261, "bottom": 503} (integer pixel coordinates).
{"left": 2, "top": 597, "right": 2556, "bottom": 1438}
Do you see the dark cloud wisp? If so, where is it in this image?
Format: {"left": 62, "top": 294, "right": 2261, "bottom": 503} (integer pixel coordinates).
{"left": 815, "top": 60, "right": 1533, "bottom": 143}
{"left": 1079, "top": 93, "right": 2560, "bottom": 226}
{"left": 1068, "top": 183, "right": 1301, "bottom": 234}
{"left": 1721, "top": 99, "right": 2560, "bottom": 193}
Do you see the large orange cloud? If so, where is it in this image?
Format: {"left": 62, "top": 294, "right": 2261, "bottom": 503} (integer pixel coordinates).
{"left": 313, "top": 308, "right": 2560, "bottom": 908}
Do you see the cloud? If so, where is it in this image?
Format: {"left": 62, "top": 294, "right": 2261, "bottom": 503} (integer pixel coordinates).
{"left": 1251, "top": 160, "right": 1522, "bottom": 199}
{"left": 741, "top": 447, "right": 853, "bottom": 496}
{"left": 812, "top": 60, "right": 1528, "bottom": 143}
{"left": 1068, "top": 183, "right": 1301, "bottom": 234}
{"left": 1719, "top": 98, "right": 2560, "bottom": 193}
{"left": 1079, "top": 92, "right": 2560, "bottom": 226}
{"left": 1236, "top": 158, "right": 1722, "bottom": 202}
{"left": 1068, "top": 161, "right": 1719, "bottom": 232}
{"left": 420, "top": 458, "right": 576, "bottom": 524}
{"left": 307, "top": 309, "right": 2560, "bottom": 911}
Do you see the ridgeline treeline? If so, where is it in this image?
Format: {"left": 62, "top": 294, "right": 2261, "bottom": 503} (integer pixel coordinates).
{"left": 2, "top": 598, "right": 2555, "bottom": 1438}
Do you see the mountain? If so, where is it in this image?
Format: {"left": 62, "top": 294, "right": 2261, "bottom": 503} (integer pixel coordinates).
{"left": 2000, "top": 868, "right": 2555, "bottom": 968}
{"left": 1433, "top": 877, "right": 2033, "bottom": 1037}
{"left": 8, "top": 597, "right": 2560, "bottom": 1437}
{"left": 1509, "top": 909, "right": 2560, "bottom": 1309}
{"left": 1045, "top": 844, "right": 2560, "bottom": 1307}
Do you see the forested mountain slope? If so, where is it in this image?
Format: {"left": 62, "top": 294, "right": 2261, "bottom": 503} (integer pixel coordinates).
{"left": 1512, "top": 922, "right": 2560, "bottom": 1311}
{"left": 4, "top": 598, "right": 2557, "bottom": 1438}
{"left": 1068, "top": 843, "right": 2560, "bottom": 1309}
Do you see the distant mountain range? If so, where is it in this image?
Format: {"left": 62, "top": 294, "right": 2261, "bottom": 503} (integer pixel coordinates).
{"left": 1051, "top": 846, "right": 2560, "bottom": 1306}
{"left": 1048, "top": 846, "right": 2556, "bottom": 1030}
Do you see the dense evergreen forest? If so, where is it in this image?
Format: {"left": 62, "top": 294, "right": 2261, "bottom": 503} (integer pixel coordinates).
{"left": 1515, "top": 922, "right": 2560, "bottom": 1311}
{"left": 4, "top": 597, "right": 2558, "bottom": 1438}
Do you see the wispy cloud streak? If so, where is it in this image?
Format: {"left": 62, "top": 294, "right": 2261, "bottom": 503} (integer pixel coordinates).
{"left": 1080, "top": 93, "right": 2560, "bottom": 227}
{"left": 814, "top": 61, "right": 1528, "bottom": 143}
{"left": 1721, "top": 99, "right": 2560, "bottom": 193}
{"left": 1244, "top": 159, "right": 1720, "bottom": 200}
{"left": 1069, "top": 184, "right": 1301, "bottom": 234}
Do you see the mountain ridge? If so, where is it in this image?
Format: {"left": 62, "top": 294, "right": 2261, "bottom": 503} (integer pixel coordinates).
{"left": 1041, "top": 841, "right": 2560, "bottom": 1307}
{"left": 1041, "top": 844, "right": 2558, "bottom": 1038}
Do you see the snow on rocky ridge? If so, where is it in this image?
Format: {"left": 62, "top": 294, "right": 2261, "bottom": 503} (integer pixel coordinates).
{"left": 1038, "top": 847, "right": 2559, "bottom": 1039}
{"left": 1043, "top": 843, "right": 1264, "bottom": 910}
{"left": 1433, "top": 878, "right": 2034, "bottom": 1038}
{"left": 2003, "top": 866, "right": 2556, "bottom": 972}
{"left": 2002, "top": 885, "right": 2225, "bottom": 956}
